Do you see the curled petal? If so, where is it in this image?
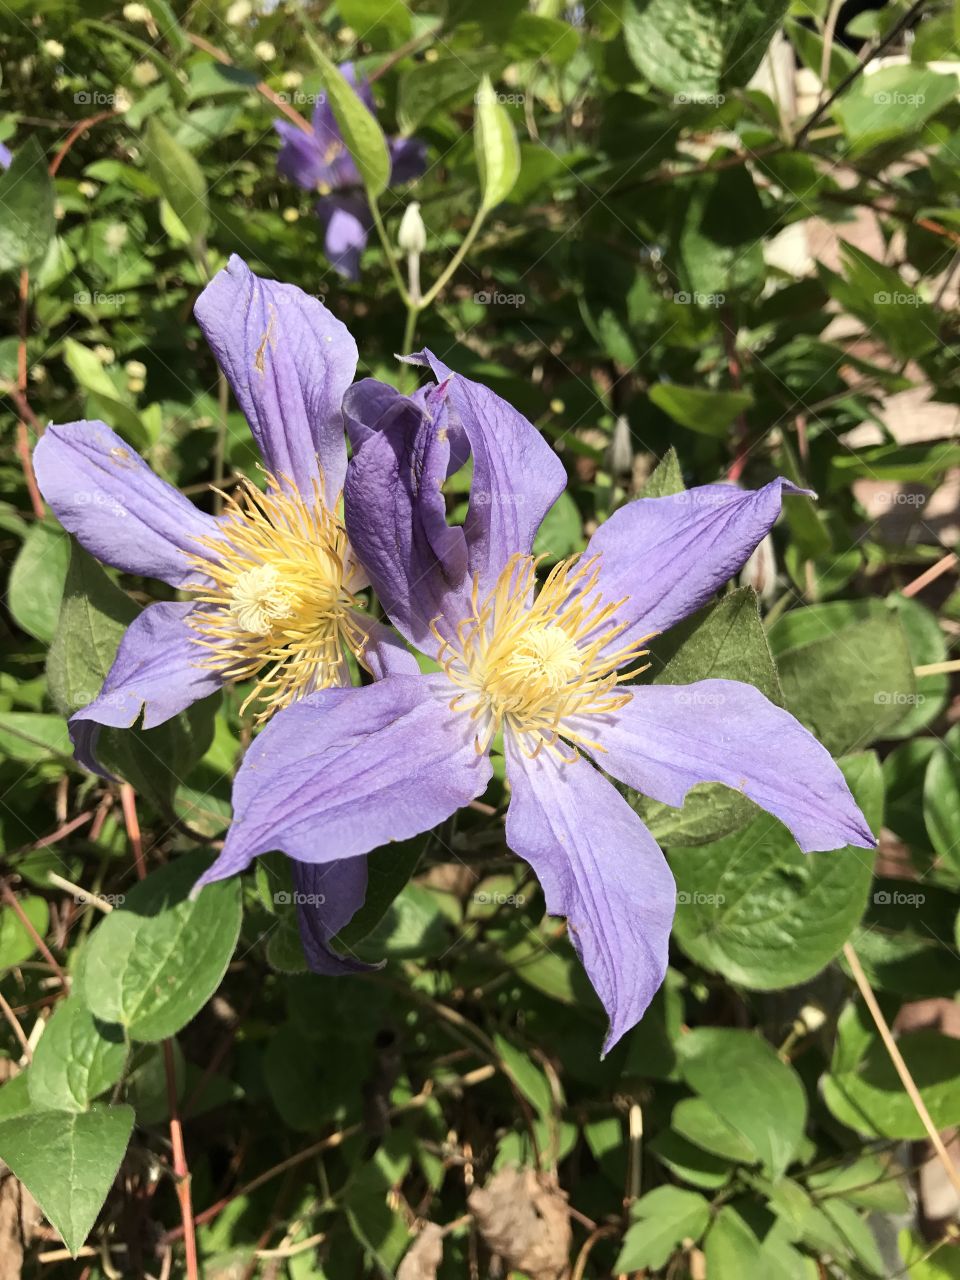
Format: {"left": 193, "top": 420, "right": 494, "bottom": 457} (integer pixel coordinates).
{"left": 504, "top": 735, "right": 675, "bottom": 1054}
{"left": 317, "top": 194, "right": 369, "bottom": 282}
{"left": 194, "top": 255, "right": 357, "bottom": 502}
{"left": 584, "top": 679, "right": 876, "bottom": 853}
{"left": 33, "top": 421, "right": 219, "bottom": 589}
{"left": 194, "top": 675, "right": 491, "bottom": 891}
{"left": 291, "top": 858, "right": 378, "bottom": 976}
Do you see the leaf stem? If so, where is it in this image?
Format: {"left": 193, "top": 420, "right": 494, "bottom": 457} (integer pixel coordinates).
{"left": 370, "top": 199, "right": 411, "bottom": 305}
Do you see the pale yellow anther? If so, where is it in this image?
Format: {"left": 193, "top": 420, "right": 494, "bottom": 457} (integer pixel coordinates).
{"left": 185, "top": 472, "right": 367, "bottom": 722}
{"left": 432, "top": 553, "right": 654, "bottom": 763}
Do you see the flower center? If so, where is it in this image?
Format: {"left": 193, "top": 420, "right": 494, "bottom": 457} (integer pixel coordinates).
{"left": 185, "top": 473, "right": 367, "bottom": 722}
{"left": 433, "top": 553, "right": 653, "bottom": 761}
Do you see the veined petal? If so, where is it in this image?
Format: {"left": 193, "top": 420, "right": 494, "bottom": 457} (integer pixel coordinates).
{"left": 504, "top": 735, "right": 675, "bottom": 1054}
{"left": 345, "top": 396, "right": 471, "bottom": 653}
{"left": 584, "top": 679, "right": 876, "bottom": 853}
{"left": 33, "top": 420, "right": 219, "bottom": 588}
{"left": 343, "top": 377, "right": 467, "bottom": 473}
{"left": 585, "top": 478, "right": 807, "bottom": 651}
{"left": 69, "top": 602, "right": 222, "bottom": 773}
{"left": 355, "top": 613, "right": 421, "bottom": 679}
{"left": 291, "top": 858, "right": 377, "bottom": 976}
{"left": 194, "top": 675, "right": 491, "bottom": 890}
{"left": 194, "top": 255, "right": 357, "bottom": 502}
{"left": 416, "top": 350, "right": 567, "bottom": 594}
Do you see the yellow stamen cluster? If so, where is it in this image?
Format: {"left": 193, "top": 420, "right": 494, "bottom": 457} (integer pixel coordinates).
{"left": 432, "top": 553, "right": 653, "bottom": 761}
{"left": 185, "top": 474, "right": 367, "bottom": 722}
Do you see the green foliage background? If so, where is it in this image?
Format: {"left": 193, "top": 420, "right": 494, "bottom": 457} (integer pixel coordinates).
{"left": 1, "top": 0, "right": 960, "bottom": 1275}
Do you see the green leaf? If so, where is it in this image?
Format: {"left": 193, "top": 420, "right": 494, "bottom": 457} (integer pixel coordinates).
{"left": 143, "top": 118, "right": 209, "bottom": 244}
{"left": 7, "top": 520, "right": 70, "bottom": 644}
{"left": 83, "top": 852, "right": 242, "bottom": 1042}
{"left": 533, "top": 489, "right": 584, "bottom": 561}
{"left": 671, "top": 1096, "right": 758, "bottom": 1164}
{"left": 648, "top": 1127, "right": 733, "bottom": 1188}
{"left": 62, "top": 340, "right": 147, "bottom": 446}
{"left": 886, "top": 594, "right": 948, "bottom": 737}
{"left": 822, "top": 1029, "right": 960, "bottom": 1139}
{"left": 28, "top": 997, "right": 127, "bottom": 1113}
{"left": 649, "top": 383, "right": 752, "bottom": 436}
{"left": 678, "top": 1028, "right": 807, "bottom": 1178}
{"left": 623, "top": 0, "right": 788, "bottom": 95}
{"left": 641, "top": 447, "right": 685, "bottom": 498}
{"left": 807, "top": 1153, "right": 909, "bottom": 1213}
{"left": 769, "top": 599, "right": 915, "bottom": 755}
{"left": 835, "top": 66, "right": 959, "bottom": 152}
{"left": 0, "top": 137, "right": 56, "bottom": 272}
{"left": 47, "top": 542, "right": 217, "bottom": 812}
{"left": 923, "top": 723, "right": 960, "bottom": 875}
{"left": 615, "top": 1185, "right": 711, "bottom": 1270}
{"left": 307, "top": 40, "right": 391, "bottom": 198}
{"left": 0, "top": 895, "right": 50, "bottom": 969}
{"left": 0, "top": 714, "right": 72, "bottom": 763}
{"left": 475, "top": 76, "right": 521, "bottom": 210}
{"left": 669, "top": 754, "right": 881, "bottom": 988}
{"left": 397, "top": 52, "right": 498, "bottom": 133}
{"left": 704, "top": 1206, "right": 765, "bottom": 1276}
{"left": 494, "top": 1033, "right": 554, "bottom": 1120}
{"left": 0, "top": 1105, "right": 134, "bottom": 1255}
{"left": 338, "top": 836, "right": 427, "bottom": 947}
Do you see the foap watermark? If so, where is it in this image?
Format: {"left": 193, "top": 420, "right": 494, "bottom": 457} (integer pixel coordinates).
{"left": 677, "top": 891, "right": 726, "bottom": 906}
{"left": 74, "top": 90, "right": 123, "bottom": 106}
{"left": 873, "top": 91, "right": 925, "bottom": 106}
{"left": 74, "top": 490, "right": 129, "bottom": 518}
{"left": 674, "top": 689, "right": 726, "bottom": 707}
{"left": 674, "top": 91, "right": 725, "bottom": 106}
{"left": 472, "top": 490, "right": 525, "bottom": 507}
{"left": 674, "top": 290, "right": 726, "bottom": 307}
{"left": 873, "top": 889, "right": 925, "bottom": 906}
{"left": 873, "top": 490, "right": 927, "bottom": 507}
{"left": 276, "top": 90, "right": 327, "bottom": 106}
{"left": 75, "top": 891, "right": 125, "bottom": 907}
{"left": 474, "top": 289, "right": 525, "bottom": 307}
{"left": 75, "top": 290, "right": 125, "bottom": 308}
{"left": 874, "top": 691, "right": 925, "bottom": 706}
{"left": 474, "top": 890, "right": 526, "bottom": 907}
{"left": 874, "top": 290, "right": 923, "bottom": 307}
{"left": 274, "top": 891, "right": 327, "bottom": 906}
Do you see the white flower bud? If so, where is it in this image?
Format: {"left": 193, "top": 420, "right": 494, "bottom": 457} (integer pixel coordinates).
{"left": 281, "top": 71, "right": 303, "bottom": 89}
{"left": 254, "top": 41, "right": 276, "bottom": 61}
{"left": 125, "top": 359, "right": 147, "bottom": 379}
{"left": 740, "top": 532, "right": 778, "bottom": 602}
{"left": 123, "top": 3, "right": 152, "bottom": 21}
{"left": 43, "top": 40, "right": 65, "bottom": 58}
{"left": 397, "top": 201, "right": 426, "bottom": 256}
{"left": 113, "top": 87, "right": 133, "bottom": 113}
{"left": 608, "top": 413, "right": 633, "bottom": 477}
{"left": 77, "top": 180, "right": 98, "bottom": 199}
{"left": 93, "top": 345, "right": 115, "bottom": 365}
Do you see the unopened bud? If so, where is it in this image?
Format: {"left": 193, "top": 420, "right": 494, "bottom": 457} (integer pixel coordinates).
{"left": 608, "top": 413, "right": 633, "bottom": 477}
{"left": 43, "top": 39, "right": 64, "bottom": 58}
{"left": 123, "top": 3, "right": 152, "bottom": 21}
{"left": 125, "top": 359, "right": 147, "bottom": 379}
{"left": 254, "top": 41, "right": 276, "bottom": 61}
{"left": 132, "top": 60, "right": 159, "bottom": 86}
{"left": 397, "top": 201, "right": 426, "bottom": 256}
{"left": 740, "top": 532, "right": 777, "bottom": 602}
{"left": 225, "top": 0, "right": 252, "bottom": 24}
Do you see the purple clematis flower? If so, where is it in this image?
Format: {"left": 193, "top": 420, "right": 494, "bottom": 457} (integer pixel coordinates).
{"left": 0, "top": 142, "right": 12, "bottom": 170}
{"left": 275, "top": 62, "right": 426, "bottom": 281}
{"left": 32, "top": 254, "right": 416, "bottom": 963}
{"left": 195, "top": 351, "right": 875, "bottom": 1051}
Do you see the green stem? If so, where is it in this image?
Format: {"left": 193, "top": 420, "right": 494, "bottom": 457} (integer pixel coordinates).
{"left": 370, "top": 199, "right": 410, "bottom": 305}
{"left": 401, "top": 301, "right": 420, "bottom": 354}
{"left": 419, "top": 205, "right": 487, "bottom": 308}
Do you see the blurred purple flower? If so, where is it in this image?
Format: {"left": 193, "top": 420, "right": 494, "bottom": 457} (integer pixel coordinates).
{"left": 197, "top": 353, "right": 875, "bottom": 1053}
{"left": 275, "top": 62, "right": 426, "bottom": 280}
{"left": 0, "top": 142, "right": 12, "bottom": 170}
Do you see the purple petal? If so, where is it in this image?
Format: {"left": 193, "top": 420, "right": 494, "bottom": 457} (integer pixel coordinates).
{"left": 389, "top": 136, "right": 427, "bottom": 185}
{"left": 274, "top": 119, "right": 328, "bottom": 190}
{"left": 417, "top": 351, "right": 567, "bottom": 595}
{"left": 318, "top": 194, "right": 369, "bottom": 281}
{"left": 194, "top": 674, "right": 491, "bottom": 890}
{"left": 585, "top": 478, "right": 806, "bottom": 652}
{"left": 194, "top": 255, "right": 357, "bottom": 501}
{"left": 69, "top": 602, "right": 222, "bottom": 773}
{"left": 33, "top": 421, "right": 219, "bottom": 588}
{"left": 505, "top": 736, "right": 675, "bottom": 1054}
{"left": 356, "top": 613, "right": 420, "bottom": 678}
{"left": 0, "top": 142, "right": 12, "bottom": 171}
{"left": 343, "top": 377, "right": 468, "bottom": 473}
{"left": 345, "top": 395, "right": 471, "bottom": 653}
{"left": 585, "top": 679, "right": 876, "bottom": 853}
{"left": 291, "top": 858, "right": 377, "bottom": 975}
